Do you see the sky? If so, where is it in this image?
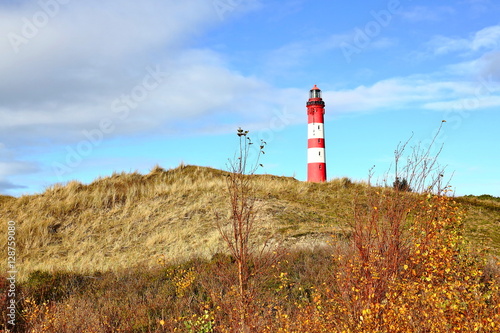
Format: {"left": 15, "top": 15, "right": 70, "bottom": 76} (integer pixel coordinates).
{"left": 0, "top": 0, "right": 499, "bottom": 197}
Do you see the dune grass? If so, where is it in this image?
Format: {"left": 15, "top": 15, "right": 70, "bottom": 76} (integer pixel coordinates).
{"left": 0, "top": 164, "right": 498, "bottom": 282}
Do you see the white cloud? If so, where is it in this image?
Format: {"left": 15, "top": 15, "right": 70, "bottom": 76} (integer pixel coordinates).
{"left": 2, "top": 4, "right": 498, "bottom": 144}
{"left": 0, "top": 0, "right": 272, "bottom": 145}
{"left": 0, "top": 180, "right": 27, "bottom": 192}
{"left": 324, "top": 76, "right": 500, "bottom": 113}
{"left": 400, "top": 6, "right": 455, "bottom": 22}
{"left": 445, "top": 50, "right": 500, "bottom": 81}
{"left": 423, "top": 95, "right": 500, "bottom": 110}
{"left": 263, "top": 31, "right": 396, "bottom": 77}
{"left": 370, "top": 37, "right": 397, "bottom": 49}
{"left": 0, "top": 0, "right": 218, "bottom": 58}
{"left": 0, "top": 159, "right": 39, "bottom": 193}
{"left": 471, "top": 26, "right": 500, "bottom": 51}
{"left": 480, "top": 51, "right": 500, "bottom": 79}
{"left": 0, "top": 161, "right": 39, "bottom": 177}
{"left": 427, "top": 24, "right": 500, "bottom": 55}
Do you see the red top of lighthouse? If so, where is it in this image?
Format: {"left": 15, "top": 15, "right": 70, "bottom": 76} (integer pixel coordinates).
{"left": 307, "top": 85, "right": 325, "bottom": 107}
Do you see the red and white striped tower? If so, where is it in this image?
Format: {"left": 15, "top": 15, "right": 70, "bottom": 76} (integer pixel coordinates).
{"left": 307, "top": 85, "right": 327, "bottom": 182}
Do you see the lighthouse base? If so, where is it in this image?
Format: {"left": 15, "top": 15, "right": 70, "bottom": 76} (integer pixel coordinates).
{"left": 307, "top": 163, "right": 327, "bottom": 182}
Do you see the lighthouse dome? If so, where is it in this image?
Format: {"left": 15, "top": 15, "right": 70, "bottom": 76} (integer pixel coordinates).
{"left": 309, "top": 85, "right": 322, "bottom": 99}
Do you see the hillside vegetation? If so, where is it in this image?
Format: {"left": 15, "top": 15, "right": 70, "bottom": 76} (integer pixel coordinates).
{"left": 0, "top": 165, "right": 349, "bottom": 280}
{"left": 1, "top": 164, "right": 499, "bottom": 280}
{"left": 1, "top": 164, "right": 500, "bottom": 332}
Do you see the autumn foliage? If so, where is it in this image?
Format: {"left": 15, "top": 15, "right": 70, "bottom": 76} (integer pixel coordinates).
{"left": 278, "top": 191, "right": 500, "bottom": 333}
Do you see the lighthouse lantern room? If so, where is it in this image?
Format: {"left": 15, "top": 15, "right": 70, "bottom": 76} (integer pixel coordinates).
{"left": 307, "top": 85, "right": 327, "bottom": 182}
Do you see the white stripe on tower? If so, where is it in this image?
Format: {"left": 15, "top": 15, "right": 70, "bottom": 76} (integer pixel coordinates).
{"left": 307, "top": 147, "right": 325, "bottom": 163}
{"left": 307, "top": 124, "right": 325, "bottom": 163}
{"left": 307, "top": 123, "right": 324, "bottom": 140}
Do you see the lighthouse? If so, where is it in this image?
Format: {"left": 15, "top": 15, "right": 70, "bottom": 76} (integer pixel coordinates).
{"left": 307, "top": 85, "right": 327, "bottom": 182}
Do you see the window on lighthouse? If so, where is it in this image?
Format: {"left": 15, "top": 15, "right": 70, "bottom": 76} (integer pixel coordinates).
{"left": 310, "top": 89, "right": 321, "bottom": 99}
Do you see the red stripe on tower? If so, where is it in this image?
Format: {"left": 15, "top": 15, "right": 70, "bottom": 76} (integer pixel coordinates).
{"left": 307, "top": 85, "right": 327, "bottom": 182}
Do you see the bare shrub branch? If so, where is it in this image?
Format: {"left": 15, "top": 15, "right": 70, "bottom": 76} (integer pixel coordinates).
{"left": 387, "top": 121, "right": 452, "bottom": 194}
{"left": 215, "top": 127, "right": 279, "bottom": 332}
{"left": 337, "top": 121, "right": 455, "bottom": 318}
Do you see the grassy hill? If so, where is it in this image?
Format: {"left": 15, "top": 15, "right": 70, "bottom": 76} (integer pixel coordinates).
{"left": 2, "top": 164, "right": 500, "bottom": 332}
{"left": 1, "top": 164, "right": 499, "bottom": 281}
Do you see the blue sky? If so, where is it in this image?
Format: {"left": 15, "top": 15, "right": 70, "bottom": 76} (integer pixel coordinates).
{"left": 0, "top": 0, "right": 499, "bottom": 197}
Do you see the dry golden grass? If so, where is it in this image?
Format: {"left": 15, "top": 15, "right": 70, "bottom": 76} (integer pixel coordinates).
{"left": 456, "top": 195, "right": 500, "bottom": 256}
{"left": 0, "top": 164, "right": 498, "bottom": 281}
{"left": 0, "top": 194, "right": 15, "bottom": 205}
{"left": 2, "top": 165, "right": 231, "bottom": 280}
